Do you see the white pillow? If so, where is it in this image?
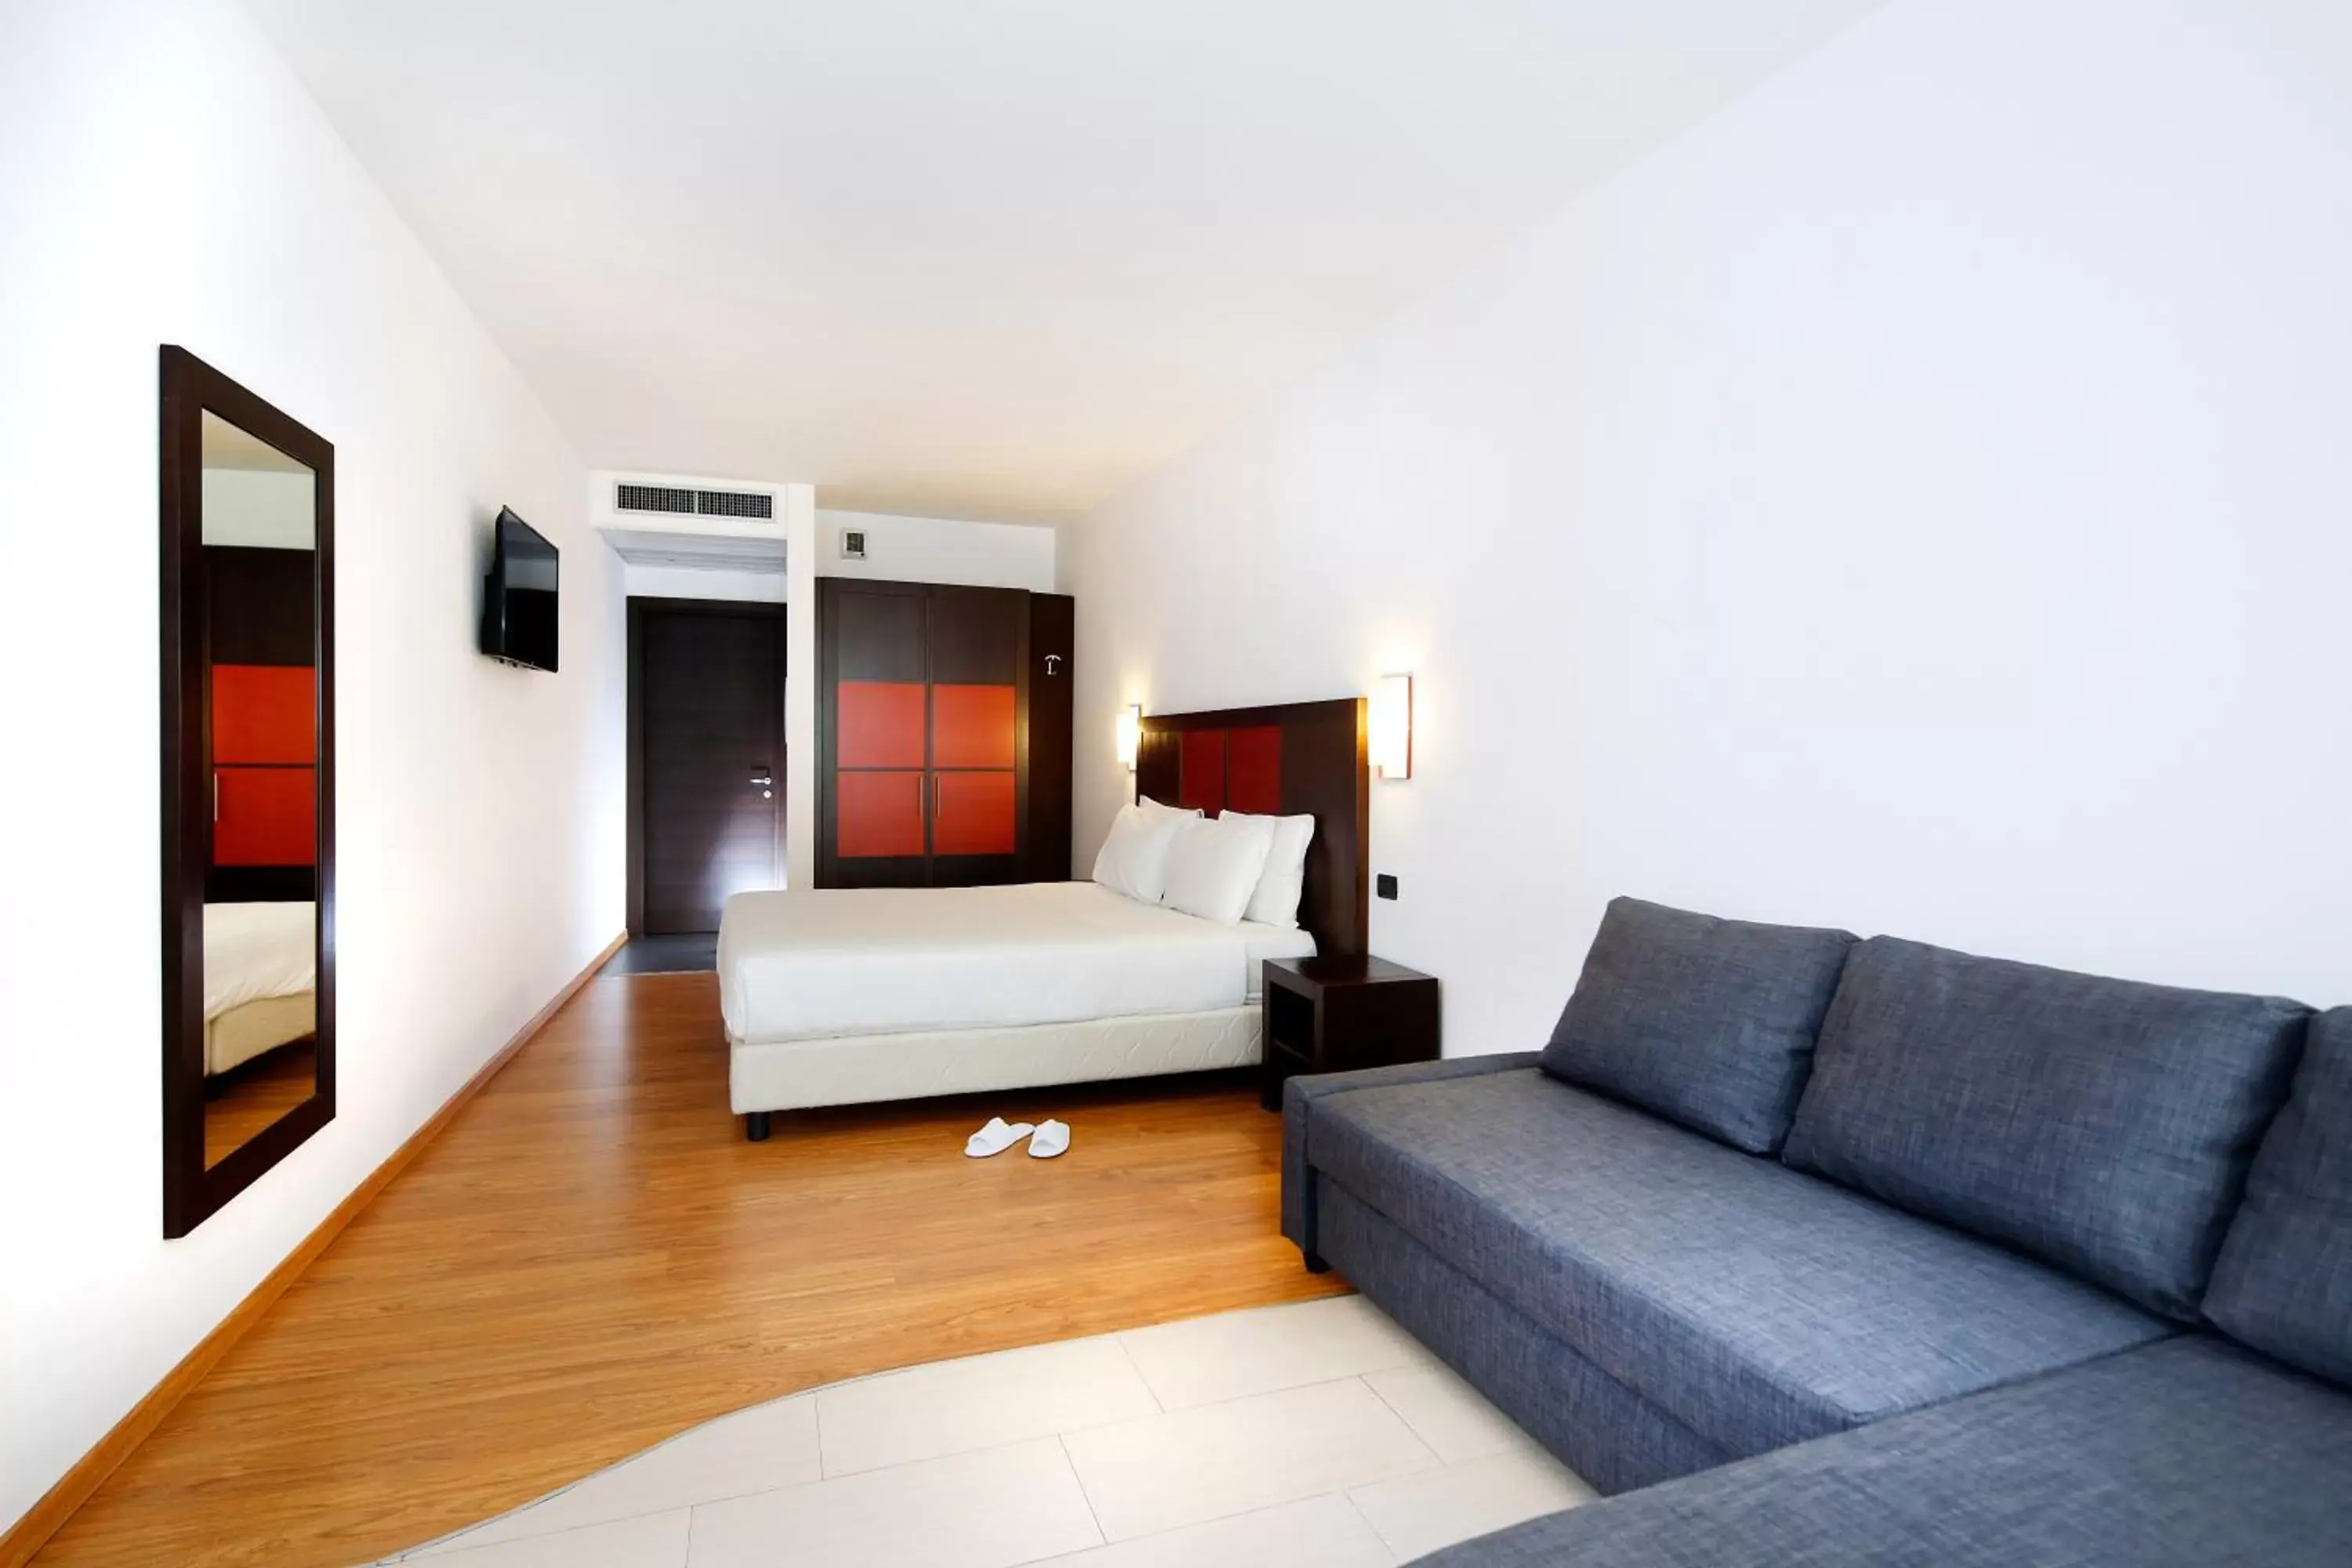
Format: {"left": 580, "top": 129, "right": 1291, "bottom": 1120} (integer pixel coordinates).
{"left": 1220, "top": 810, "right": 1316, "bottom": 927}
{"left": 1091, "top": 804, "right": 1185, "bottom": 904}
{"left": 1137, "top": 794, "right": 1201, "bottom": 822}
{"left": 1162, "top": 815, "right": 1277, "bottom": 924}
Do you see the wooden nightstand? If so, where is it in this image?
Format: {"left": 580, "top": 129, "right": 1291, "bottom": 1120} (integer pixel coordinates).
{"left": 1260, "top": 955, "right": 1441, "bottom": 1111}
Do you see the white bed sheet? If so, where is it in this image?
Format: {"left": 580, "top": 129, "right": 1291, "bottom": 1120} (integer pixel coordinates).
{"left": 203, "top": 902, "right": 315, "bottom": 1024}
{"left": 719, "top": 881, "right": 1315, "bottom": 1046}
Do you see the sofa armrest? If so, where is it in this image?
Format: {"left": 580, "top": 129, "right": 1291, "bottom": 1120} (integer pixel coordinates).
{"left": 1281, "top": 1053, "right": 1542, "bottom": 1254}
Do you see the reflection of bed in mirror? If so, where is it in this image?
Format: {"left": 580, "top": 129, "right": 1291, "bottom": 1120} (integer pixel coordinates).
{"left": 203, "top": 900, "right": 316, "bottom": 1073}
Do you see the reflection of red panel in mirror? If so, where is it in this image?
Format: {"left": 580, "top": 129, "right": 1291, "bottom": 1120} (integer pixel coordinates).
{"left": 1226, "top": 726, "right": 1283, "bottom": 815}
{"left": 931, "top": 684, "right": 1015, "bottom": 769}
{"left": 837, "top": 681, "right": 924, "bottom": 768}
{"left": 1178, "top": 729, "right": 1227, "bottom": 814}
{"left": 216, "top": 766, "right": 315, "bottom": 865}
{"left": 212, "top": 665, "right": 314, "bottom": 764}
{"left": 933, "top": 771, "right": 1015, "bottom": 855}
{"left": 837, "top": 771, "right": 924, "bottom": 858}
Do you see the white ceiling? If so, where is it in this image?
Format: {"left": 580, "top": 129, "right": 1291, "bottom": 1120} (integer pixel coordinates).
{"left": 242, "top": 0, "right": 1883, "bottom": 523}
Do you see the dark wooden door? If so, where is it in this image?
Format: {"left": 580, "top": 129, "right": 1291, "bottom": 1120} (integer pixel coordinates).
{"left": 632, "top": 601, "right": 786, "bottom": 932}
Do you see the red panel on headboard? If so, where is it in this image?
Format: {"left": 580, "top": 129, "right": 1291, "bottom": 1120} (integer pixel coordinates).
{"left": 1225, "top": 726, "right": 1283, "bottom": 815}
{"left": 215, "top": 765, "right": 315, "bottom": 866}
{"left": 212, "top": 665, "right": 314, "bottom": 765}
{"left": 1178, "top": 729, "right": 1227, "bottom": 814}
{"left": 1135, "top": 698, "right": 1368, "bottom": 956}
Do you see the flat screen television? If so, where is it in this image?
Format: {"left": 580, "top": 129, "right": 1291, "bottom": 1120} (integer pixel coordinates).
{"left": 481, "top": 507, "right": 558, "bottom": 672}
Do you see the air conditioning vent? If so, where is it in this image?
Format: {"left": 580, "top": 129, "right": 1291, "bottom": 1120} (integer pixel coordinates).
{"left": 695, "top": 488, "right": 774, "bottom": 520}
{"left": 615, "top": 483, "right": 696, "bottom": 516}
{"left": 615, "top": 482, "right": 775, "bottom": 521}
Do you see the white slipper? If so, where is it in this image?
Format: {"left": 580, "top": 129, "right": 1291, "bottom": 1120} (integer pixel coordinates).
{"left": 964, "top": 1116, "right": 1035, "bottom": 1158}
{"left": 1028, "top": 1119, "right": 1071, "bottom": 1160}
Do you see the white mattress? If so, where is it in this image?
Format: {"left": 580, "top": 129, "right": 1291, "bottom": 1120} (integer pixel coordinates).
{"left": 730, "top": 1007, "right": 1261, "bottom": 1112}
{"left": 203, "top": 902, "right": 315, "bottom": 1024}
{"left": 719, "top": 880, "right": 1315, "bottom": 1046}
{"left": 207, "top": 991, "right": 316, "bottom": 1075}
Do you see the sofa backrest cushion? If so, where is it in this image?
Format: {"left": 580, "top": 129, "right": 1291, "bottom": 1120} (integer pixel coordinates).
{"left": 2205, "top": 1007, "right": 2352, "bottom": 1385}
{"left": 1783, "top": 936, "right": 2309, "bottom": 1320}
{"left": 1541, "top": 897, "right": 1857, "bottom": 1155}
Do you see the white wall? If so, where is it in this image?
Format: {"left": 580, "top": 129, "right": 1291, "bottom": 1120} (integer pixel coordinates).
{"left": 621, "top": 563, "right": 787, "bottom": 603}
{"left": 0, "top": 0, "right": 624, "bottom": 1534}
{"left": 202, "top": 468, "right": 316, "bottom": 549}
{"left": 818, "top": 508, "right": 1056, "bottom": 590}
{"left": 1065, "top": 0, "right": 2352, "bottom": 1059}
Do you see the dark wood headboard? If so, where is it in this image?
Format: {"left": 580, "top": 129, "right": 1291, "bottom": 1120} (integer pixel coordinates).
{"left": 1135, "top": 698, "right": 1369, "bottom": 957}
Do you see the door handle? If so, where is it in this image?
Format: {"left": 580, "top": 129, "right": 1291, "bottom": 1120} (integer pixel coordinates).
{"left": 751, "top": 765, "right": 772, "bottom": 800}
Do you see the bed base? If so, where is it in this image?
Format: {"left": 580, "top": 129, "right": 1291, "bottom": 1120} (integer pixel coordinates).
{"left": 728, "top": 1005, "right": 1262, "bottom": 1134}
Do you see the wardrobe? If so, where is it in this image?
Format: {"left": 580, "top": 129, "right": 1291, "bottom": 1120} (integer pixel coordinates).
{"left": 816, "top": 577, "right": 1073, "bottom": 888}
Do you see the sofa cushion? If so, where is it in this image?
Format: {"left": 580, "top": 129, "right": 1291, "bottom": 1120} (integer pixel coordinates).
{"left": 1304, "top": 1068, "right": 2169, "bottom": 1461}
{"left": 1540, "top": 898, "right": 1855, "bottom": 1154}
{"left": 2205, "top": 1007, "right": 2352, "bottom": 1385}
{"left": 1782, "top": 936, "right": 2308, "bottom": 1319}
{"left": 1411, "top": 1336, "right": 2352, "bottom": 1568}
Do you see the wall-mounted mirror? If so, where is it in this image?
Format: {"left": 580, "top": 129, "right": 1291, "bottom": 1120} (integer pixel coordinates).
{"left": 161, "top": 347, "right": 336, "bottom": 1237}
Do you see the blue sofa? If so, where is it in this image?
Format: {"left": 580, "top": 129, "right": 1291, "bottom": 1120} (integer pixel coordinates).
{"left": 1281, "top": 898, "right": 2352, "bottom": 1563}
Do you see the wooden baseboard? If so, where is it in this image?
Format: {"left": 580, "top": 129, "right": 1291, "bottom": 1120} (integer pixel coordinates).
{"left": 0, "top": 931, "right": 629, "bottom": 1568}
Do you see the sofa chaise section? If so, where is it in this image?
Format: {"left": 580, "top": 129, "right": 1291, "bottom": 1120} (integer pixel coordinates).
{"left": 1412, "top": 1335, "right": 2352, "bottom": 1567}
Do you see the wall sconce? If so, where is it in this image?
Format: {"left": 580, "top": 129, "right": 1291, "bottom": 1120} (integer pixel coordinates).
{"left": 1116, "top": 704, "right": 1142, "bottom": 772}
{"left": 1372, "top": 673, "right": 1413, "bottom": 780}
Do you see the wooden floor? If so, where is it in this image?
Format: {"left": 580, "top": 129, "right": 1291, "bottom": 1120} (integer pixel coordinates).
{"left": 39, "top": 971, "right": 1342, "bottom": 1567}
{"left": 204, "top": 1040, "right": 318, "bottom": 1168}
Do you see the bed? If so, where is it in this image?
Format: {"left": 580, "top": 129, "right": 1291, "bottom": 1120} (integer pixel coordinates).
{"left": 720, "top": 697, "right": 1370, "bottom": 1135}
{"left": 203, "top": 901, "right": 317, "bottom": 1074}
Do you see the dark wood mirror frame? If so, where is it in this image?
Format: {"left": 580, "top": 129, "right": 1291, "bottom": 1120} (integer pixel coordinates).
{"left": 161, "top": 345, "right": 337, "bottom": 1238}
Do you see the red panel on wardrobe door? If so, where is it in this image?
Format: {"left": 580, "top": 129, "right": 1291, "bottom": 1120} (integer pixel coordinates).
{"left": 1178, "top": 729, "right": 1227, "bottom": 814}
{"left": 931, "top": 684, "right": 1016, "bottom": 769}
{"left": 1225, "top": 726, "right": 1283, "bottom": 815}
{"left": 212, "top": 665, "right": 314, "bottom": 764}
{"left": 837, "top": 771, "right": 924, "bottom": 858}
{"left": 837, "top": 681, "right": 925, "bottom": 768}
{"left": 933, "top": 771, "right": 1016, "bottom": 855}
{"left": 215, "top": 765, "right": 316, "bottom": 866}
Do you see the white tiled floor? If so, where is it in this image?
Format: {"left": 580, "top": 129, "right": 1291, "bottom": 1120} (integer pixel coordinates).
{"left": 379, "top": 1296, "right": 1596, "bottom": 1567}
